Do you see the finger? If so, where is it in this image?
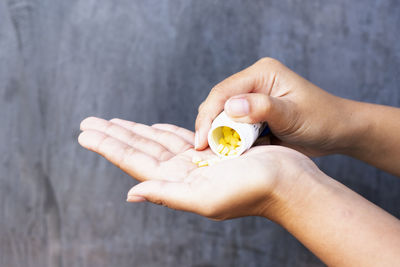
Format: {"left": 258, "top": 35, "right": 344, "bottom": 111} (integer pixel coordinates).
{"left": 126, "top": 180, "right": 201, "bottom": 213}
{"left": 224, "top": 93, "right": 296, "bottom": 128}
{"left": 151, "top": 123, "right": 194, "bottom": 145}
{"left": 78, "top": 130, "right": 161, "bottom": 181}
{"left": 80, "top": 117, "right": 173, "bottom": 160}
{"left": 109, "top": 118, "right": 193, "bottom": 154}
{"left": 80, "top": 117, "right": 174, "bottom": 160}
{"left": 194, "top": 58, "right": 280, "bottom": 150}
{"left": 194, "top": 70, "right": 255, "bottom": 150}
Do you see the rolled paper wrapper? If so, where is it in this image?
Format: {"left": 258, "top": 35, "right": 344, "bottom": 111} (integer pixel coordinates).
{"left": 208, "top": 111, "right": 267, "bottom": 158}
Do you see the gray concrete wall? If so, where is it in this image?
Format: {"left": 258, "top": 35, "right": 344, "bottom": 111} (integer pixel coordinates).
{"left": 1, "top": 1, "right": 399, "bottom": 266}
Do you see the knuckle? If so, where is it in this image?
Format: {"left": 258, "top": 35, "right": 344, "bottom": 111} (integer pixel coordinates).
{"left": 257, "top": 57, "right": 282, "bottom": 68}
{"left": 246, "top": 96, "right": 271, "bottom": 122}
{"left": 256, "top": 99, "right": 272, "bottom": 122}
{"left": 210, "top": 83, "right": 226, "bottom": 96}
{"left": 195, "top": 112, "right": 208, "bottom": 129}
{"left": 153, "top": 198, "right": 169, "bottom": 207}
{"left": 103, "top": 121, "right": 116, "bottom": 134}
{"left": 260, "top": 96, "right": 272, "bottom": 112}
{"left": 151, "top": 182, "right": 170, "bottom": 207}
{"left": 96, "top": 135, "right": 111, "bottom": 151}
{"left": 198, "top": 101, "right": 205, "bottom": 112}
{"left": 246, "top": 113, "right": 259, "bottom": 122}
{"left": 198, "top": 84, "right": 226, "bottom": 114}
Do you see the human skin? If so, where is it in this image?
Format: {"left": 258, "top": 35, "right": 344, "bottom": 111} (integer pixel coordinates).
{"left": 195, "top": 58, "right": 400, "bottom": 176}
{"left": 78, "top": 117, "right": 400, "bottom": 266}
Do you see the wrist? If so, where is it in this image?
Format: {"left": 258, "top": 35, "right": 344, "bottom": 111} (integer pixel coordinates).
{"left": 259, "top": 158, "right": 329, "bottom": 225}
{"left": 328, "top": 98, "right": 372, "bottom": 155}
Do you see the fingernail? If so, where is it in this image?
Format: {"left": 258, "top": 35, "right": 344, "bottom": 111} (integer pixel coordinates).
{"left": 194, "top": 131, "right": 199, "bottom": 149}
{"left": 226, "top": 98, "right": 250, "bottom": 116}
{"left": 126, "top": 195, "right": 147, "bottom": 202}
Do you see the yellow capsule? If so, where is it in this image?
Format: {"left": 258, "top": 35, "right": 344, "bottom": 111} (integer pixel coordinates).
{"left": 230, "top": 138, "right": 238, "bottom": 147}
{"left": 222, "top": 126, "right": 232, "bottom": 137}
{"left": 217, "top": 144, "right": 225, "bottom": 153}
{"left": 197, "top": 160, "right": 209, "bottom": 167}
{"left": 221, "top": 146, "right": 230, "bottom": 155}
{"left": 219, "top": 137, "right": 227, "bottom": 146}
{"left": 224, "top": 134, "right": 232, "bottom": 144}
{"left": 192, "top": 155, "right": 202, "bottom": 164}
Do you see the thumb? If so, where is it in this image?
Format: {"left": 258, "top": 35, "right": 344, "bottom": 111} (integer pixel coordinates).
{"left": 224, "top": 93, "right": 295, "bottom": 126}
{"left": 126, "top": 180, "right": 200, "bottom": 212}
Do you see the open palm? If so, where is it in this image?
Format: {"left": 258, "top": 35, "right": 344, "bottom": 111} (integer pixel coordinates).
{"left": 78, "top": 117, "right": 310, "bottom": 220}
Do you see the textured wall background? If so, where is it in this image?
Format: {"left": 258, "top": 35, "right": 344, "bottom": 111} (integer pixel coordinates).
{"left": 1, "top": 1, "right": 399, "bottom": 266}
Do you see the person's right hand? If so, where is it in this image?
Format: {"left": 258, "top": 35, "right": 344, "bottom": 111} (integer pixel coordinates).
{"left": 195, "top": 57, "right": 362, "bottom": 157}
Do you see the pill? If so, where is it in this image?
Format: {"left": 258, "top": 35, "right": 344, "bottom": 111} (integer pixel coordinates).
{"left": 219, "top": 138, "right": 227, "bottom": 146}
{"left": 222, "top": 126, "right": 232, "bottom": 136}
{"left": 216, "top": 126, "right": 242, "bottom": 157}
{"left": 221, "top": 146, "right": 230, "bottom": 155}
{"left": 192, "top": 156, "right": 223, "bottom": 168}
{"left": 230, "top": 138, "right": 238, "bottom": 147}
{"left": 217, "top": 144, "right": 225, "bottom": 153}
{"left": 224, "top": 134, "right": 232, "bottom": 144}
{"left": 197, "top": 160, "right": 209, "bottom": 167}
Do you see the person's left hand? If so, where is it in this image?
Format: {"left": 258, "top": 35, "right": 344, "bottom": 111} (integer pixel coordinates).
{"left": 78, "top": 117, "right": 318, "bottom": 221}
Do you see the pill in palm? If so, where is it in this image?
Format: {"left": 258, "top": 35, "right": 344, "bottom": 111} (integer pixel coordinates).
{"left": 197, "top": 160, "right": 209, "bottom": 167}
{"left": 192, "top": 156, "right": 222, "bottom": 168}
